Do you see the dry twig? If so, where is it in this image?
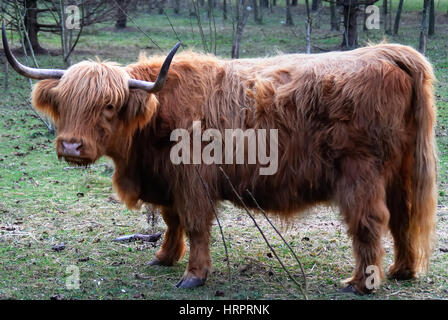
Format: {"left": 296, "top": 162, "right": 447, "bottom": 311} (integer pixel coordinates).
{"left": 245, "top": 189, "right": 308, "bottom": 291}
{"left": 219, "top": 166, "right": 308, "bottom": 299}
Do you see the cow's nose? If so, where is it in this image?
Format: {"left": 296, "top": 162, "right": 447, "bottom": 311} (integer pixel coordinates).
{"left": 61, "top": 141, "right": 83, "bottom": 157}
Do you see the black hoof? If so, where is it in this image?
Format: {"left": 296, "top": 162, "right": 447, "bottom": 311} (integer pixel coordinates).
{"left": 339, "top": 284, "right": 361, "bottom": 295}
{"left": 147, "top": 259, "right": 162, "bottom": 266}
{"left": 175, "top": 276, "right": 206, "bottom": 289}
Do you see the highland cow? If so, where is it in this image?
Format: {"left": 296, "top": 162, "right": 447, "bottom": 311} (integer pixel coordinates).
{"left": 2, "top": 21, "right": 437, "bottom": 293}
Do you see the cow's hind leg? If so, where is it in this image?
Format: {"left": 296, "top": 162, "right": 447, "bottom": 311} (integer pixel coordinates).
{"left": 387, "top": 165, "right": 418, "bottom": 280}
{"left": 337, "top": 160, "right": 390, "bottom": 294}
{"left": 149, "top": 207, "right": 187, "bottom": 266}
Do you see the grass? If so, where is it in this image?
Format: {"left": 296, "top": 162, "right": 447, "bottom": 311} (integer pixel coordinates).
{"left": 0, "top": 4, "right": 448, "bottom": 300}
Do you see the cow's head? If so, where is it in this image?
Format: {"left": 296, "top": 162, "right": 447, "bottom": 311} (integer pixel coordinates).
{"left": 2, "top": 20, "right": 180, "bottom": 166}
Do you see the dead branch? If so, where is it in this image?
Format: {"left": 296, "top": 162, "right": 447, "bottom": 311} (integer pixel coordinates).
{"left": 17, "top": 92, "right": 54, "bottom": 133}
{"left": 245, "top": 189, "right": 308, "bottom": 291}
{"left": 113, "top": 232, "right": 162, "bottom": 243}
{"left": 218, "top": 166, "right": 308, "bottom": 299}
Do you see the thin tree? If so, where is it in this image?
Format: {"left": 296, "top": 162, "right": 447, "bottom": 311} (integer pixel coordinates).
{"left": 330, "top": 0, "right": 339, "bottom": 31}
{"left": 311, "top": 0, "right": 322, "bottom": 29}
{"left": 223, "top": 0, "right": 227, "bottom": 19}
{"left": 326, "top": 0, "right": 379, "bottom": 50}
{"left": 428, "top": 0, "right": 435, "bottom": 36}
{"left": 382, "top": 0, "right": 389, "bottom": 33}
{"left": 312, "top": 0, "right": 321, "bottom": 11}
{"left": 173, "top": 0, "right": 181, "bottom": 14}
{"left": 419, "top": 0, "right": 430, "bottom": 55}
{"left": 23, "top": 0, "right": 45, "bottom": 53}
{"left": 157, "top": 0, "right": 164, "bottom": 14}
{"left": 207, "top": 0, "right": 212, "bottom": 18}
{"left": 305, "top": 0, "right": 311, "bottom": 53}
{"left": 115, "top": 0, "right": 129, "bottom": 29}
{"left": 388, "top": 0, "right": 392, "bottom": 34}
{"left": 384, "top": 0, "right": 392, "bottom": 34}
{"left": 393, "top": 0, "right": 404, "bottom": 35}
{"left": 231, "top": 0, "right": 250, "bottom": 58}
{"left": 192, "top": 0, "right": 209, "bottom": 52}
{"left": 285, "top": 0, "right": 293, "bottom": 26}
{"left": 252, "top": 0, "right": 262, "bottom": 24}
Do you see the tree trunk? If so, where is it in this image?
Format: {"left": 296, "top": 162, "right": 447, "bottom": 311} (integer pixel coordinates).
{"left": 115, "top": 0, "right": 128, "bottom": 29}
{"left": 419, "top": 0, "right": 430, "bottom": 54}
{"left": 428, "top": 0, "right": 435, "bottom": 36}
{"left": 311, "top": 0, "right": 321, "bottom": 11}
{"left": 24, "top": 0, "right": 45, "bottom": 53}
{"left": 260, "top": 0, "right": 269, "bottom": 8}
{"left": 173, "top": 0, "right": 180, "bottom": 14}
{"left": 285, "top": 0, "right": 293, "bottom": 25}
{"left": 387, "top": 0, "right": 393, "bottom": 34}
{"left": 157, "top": 0, "right": 165, "bottom": 14}
{"left": 393, "top": 0, "right": 404, "bottom": 35}
{"left": 207, "top": 0, "right": 213, "bottom": 18}
{"left": 305, "top": 0, "right": 311, "bottom": 53}
{"left": 363, "top": 5, "right": 368, "bottom": 31}
{"left": 341, "top": 4, "right": 358, "bottom": 49}
{"left": 231, "top": 0, "right": 249, "bottom": 58}
{"left": 252, "top": 0, "right": 262, "bottom": 23}
{"left": 292, "top": 0, "right": 298, "bottom": 5}
{"left": 312, "top": 0, "right": 322, "bottom": 29}
{"left": 188, "top": 0, "right": 196, "bottom": 16}
{"left": 223, "top": 0, "right": 228, "bottom": 19}
{"left": 330, "top": 1, "right": 339, "bottom": 31}
{"left": 382, "top": 0, "right": 388, "bottom": 33}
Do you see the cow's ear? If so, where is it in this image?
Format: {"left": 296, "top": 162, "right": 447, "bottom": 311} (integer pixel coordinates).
{"left": 120, "top": 89, "right": 158, "bottom": 133}
{"left": 31, "top": 79, "right": 60, "bottom": 121}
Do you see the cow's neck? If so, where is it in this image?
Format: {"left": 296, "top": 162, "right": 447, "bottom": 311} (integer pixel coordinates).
{"left": 107, "top": 53, "right": 228, "bottom": 208}
{"left": 107, "top": 117, "right": 174, "bottom": 209}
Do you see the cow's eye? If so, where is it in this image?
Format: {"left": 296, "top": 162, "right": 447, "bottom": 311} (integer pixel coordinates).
{"left": 105, "top": 105, "right": 114, "bottom": 111}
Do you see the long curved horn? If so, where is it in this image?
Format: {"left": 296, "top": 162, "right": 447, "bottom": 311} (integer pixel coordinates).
{"left": 2, "top": 20, "right": 65, "bottom": 80}
{"left": 128, "top": 42, "right": 181, "bottom": 93}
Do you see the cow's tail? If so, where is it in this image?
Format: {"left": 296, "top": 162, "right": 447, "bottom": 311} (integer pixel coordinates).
{"left": 391, "top": 45, "right": 438, "bottom": 273}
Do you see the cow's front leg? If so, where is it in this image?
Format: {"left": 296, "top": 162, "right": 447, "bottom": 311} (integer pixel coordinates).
{"left": 175, "top": 223, "right": 213, "bottom": 289}
{"left": 149, "top": 207, "right": 186, "bottom": 266}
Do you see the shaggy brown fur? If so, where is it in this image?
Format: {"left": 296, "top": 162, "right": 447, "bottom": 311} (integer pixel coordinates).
{"left": 31, "top": 43, "right": 437, "bottom": 293}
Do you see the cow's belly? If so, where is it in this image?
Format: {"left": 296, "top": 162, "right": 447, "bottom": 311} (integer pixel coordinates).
{"left": 222, "top": 177, "right": 333, "bottom": 215}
